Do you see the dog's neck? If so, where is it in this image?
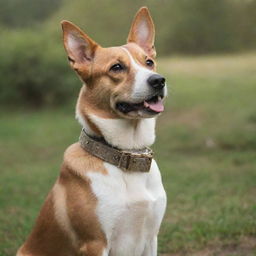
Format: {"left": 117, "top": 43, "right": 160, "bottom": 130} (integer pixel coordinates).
{"left": 76, "top": 108, "right": 156, "bottom": 151}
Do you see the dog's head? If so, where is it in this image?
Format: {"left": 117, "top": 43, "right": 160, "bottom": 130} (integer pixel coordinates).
{"left": 61, "top": 7, "right": 167, "bottom": 120}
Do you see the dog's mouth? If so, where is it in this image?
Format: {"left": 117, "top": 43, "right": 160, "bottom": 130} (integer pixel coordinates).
{"left": 116, "top": 94, "right": 164, "bottom": 115}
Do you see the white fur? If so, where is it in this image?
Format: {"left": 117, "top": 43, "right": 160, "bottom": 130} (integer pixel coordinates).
{"left": 137, "top": 19, "right": 150, "bottom": 43}
{"left": 67, "top": 32, "right": 87, "bottom": 54}
{"left": 88, "top": 113, "right": 156, "bottom": 150}
{"left": 101, "top": 249, "right": 109, "bottom": 256}
{"left": 121, "top": 47, "right": 168, "bottom": 100}
{"left": 75, "top": 107, "right": 97, "bottom": 137}
{"left": 121, "top": 47, "right": 155, "bottom": 102}
{"left": 86, "top": 160, "right": 167, "bottom": 256}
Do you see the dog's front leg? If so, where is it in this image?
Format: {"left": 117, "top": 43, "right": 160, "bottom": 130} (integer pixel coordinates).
{"left": 142, "top": 236, "right": 157, "bottom": 256}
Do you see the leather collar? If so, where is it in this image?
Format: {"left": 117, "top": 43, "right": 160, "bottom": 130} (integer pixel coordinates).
{"left": 79, "top": 129, "right": 153, "bottom": 172}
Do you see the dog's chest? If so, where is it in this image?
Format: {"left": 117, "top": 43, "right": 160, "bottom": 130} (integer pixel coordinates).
{"left": 86, "top": 160, "right": 166, "bottom": 256}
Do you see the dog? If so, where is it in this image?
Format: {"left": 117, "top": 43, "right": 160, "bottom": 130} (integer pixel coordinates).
{"left": 17, "top": 7, "right": 167, "bottom": 256}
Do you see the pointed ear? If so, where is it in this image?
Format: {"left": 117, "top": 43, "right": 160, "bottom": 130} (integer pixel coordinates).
{"left": 127, "top": 7, "right": 156, "bottom": 57}
{"left": 61, "top": 20, "right": 99, "bottom": 65}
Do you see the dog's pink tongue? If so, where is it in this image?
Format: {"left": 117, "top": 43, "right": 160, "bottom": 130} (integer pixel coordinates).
{"left": 144, "top": 98, "right": 164, "bottom": 113}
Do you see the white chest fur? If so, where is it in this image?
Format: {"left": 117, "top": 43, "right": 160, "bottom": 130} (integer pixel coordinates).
{"left": 86, "top": 160, "right": 167, "bottom": 256}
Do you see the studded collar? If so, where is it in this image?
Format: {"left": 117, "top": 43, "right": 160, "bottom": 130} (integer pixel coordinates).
{"left": 79, "top": 129, "right": 153, "bottom": 172}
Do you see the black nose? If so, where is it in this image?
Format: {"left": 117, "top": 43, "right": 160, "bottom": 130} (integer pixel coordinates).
{"left": 147, "top": 74, "right": 166, "bottom": 90}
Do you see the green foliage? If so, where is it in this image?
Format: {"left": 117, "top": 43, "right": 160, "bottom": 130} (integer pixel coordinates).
{"left": 161, "top": 0, "right": 234, "bottom": 53}
{"left": 0, "top": 29, "right": 78, "bottom": 107}
{"left": 0, "top": 0, "right": 62, "bottom": 28}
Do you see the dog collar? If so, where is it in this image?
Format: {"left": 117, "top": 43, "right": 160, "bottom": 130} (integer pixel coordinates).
{"left": 79, "top": 129, "right": 153, "bottom": 172}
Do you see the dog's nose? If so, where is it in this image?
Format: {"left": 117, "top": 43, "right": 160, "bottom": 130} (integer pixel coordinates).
{"left": 147, "top": 74, "right": 166, "bottom": 90}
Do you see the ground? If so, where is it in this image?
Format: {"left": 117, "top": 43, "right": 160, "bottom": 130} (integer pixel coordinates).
{"left": 0, "top": 52, "right": 256, "bottom": 255}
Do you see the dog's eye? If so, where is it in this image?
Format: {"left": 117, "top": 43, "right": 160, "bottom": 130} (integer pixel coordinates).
{"left": 110, "top": 63, "right": 124, "bottom": 72}
{"left": 146, "top": 59, "right": 154, "bottom": 67}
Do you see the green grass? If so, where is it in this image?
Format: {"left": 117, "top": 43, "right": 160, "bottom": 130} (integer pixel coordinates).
{"left": 1, "top": 53, "right": 256, "bottom": 256}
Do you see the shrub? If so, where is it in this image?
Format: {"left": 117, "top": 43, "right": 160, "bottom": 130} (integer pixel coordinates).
{"left": 0, "top": 0, "right": 62, "bottom": 28}
{"left": 0, "top": 29, "right": 79, "bottom": 107}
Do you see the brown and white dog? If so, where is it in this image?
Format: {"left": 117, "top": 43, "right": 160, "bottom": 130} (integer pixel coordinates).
{"left": 17, "top": 7, "right": 167, "bottom": 256}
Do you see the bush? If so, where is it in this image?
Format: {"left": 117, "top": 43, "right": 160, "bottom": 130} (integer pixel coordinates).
{"left": 0, "top": 29, "right": 79, "bottom": 107}
{"left": 0, "top": 0, "right": 62, "bottom": 28}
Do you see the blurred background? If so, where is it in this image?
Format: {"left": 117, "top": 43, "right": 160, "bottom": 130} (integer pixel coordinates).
{"left": 0, "top": 0, "right": 256, "bottom": 255}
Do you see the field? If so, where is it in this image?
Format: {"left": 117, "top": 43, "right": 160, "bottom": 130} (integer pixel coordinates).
{"left": 0, "top": 53, "right": 256, "bottom": 255}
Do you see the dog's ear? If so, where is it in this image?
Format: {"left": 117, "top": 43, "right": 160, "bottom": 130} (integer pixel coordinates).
{"left": 127, "top": 7, "right": 156, "bottom": 57}
{"left": 61, "top": 20, "right": 99, "bottom": 66}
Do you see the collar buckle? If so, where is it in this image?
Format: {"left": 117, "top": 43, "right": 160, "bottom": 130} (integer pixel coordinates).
{"left": 118, "top": 151, "right": 153, "bottom": 172}
{"left": 118, "top": 152, "right": 131, "bottom": 170}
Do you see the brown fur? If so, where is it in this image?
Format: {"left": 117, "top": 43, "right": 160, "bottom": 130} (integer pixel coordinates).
{"left": 18, "top": 192, "right": 76, "bottom": 256}
{"left": 18, "top": 144, "right": 107, "bottom": 256}
{"left": 17, "top": 7, "right": 157, "bottom": 256}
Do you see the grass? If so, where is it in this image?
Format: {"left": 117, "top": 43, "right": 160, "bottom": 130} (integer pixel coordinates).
{"left": 1, "top": 52, "right": 256, "bottom": 255}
